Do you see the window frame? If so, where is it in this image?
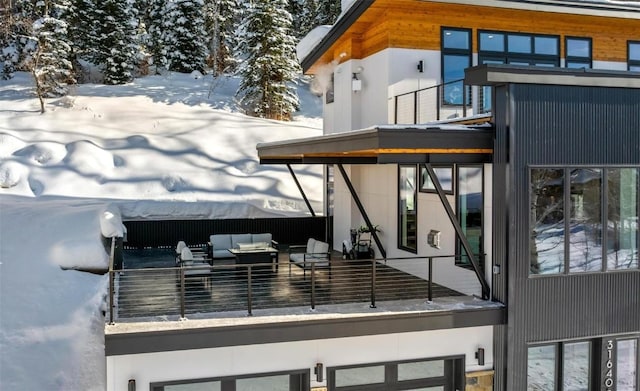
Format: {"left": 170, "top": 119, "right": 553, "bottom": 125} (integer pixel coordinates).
{"left": 628, "top": 40, "right": 640, "bottom": 71}
{"left": 455, "top": 165, "right": 484, "bottom": 270}
{"left": 419, "top": 164, "right": 455, "bottom": 195}
{"left": 150, "top": 369, "right": 310, "bottom": 391}
{"left": 398, "top": 164, "right": 418, "bottom": 253}
{"left": 441, "top": 27, "right": 472, "bottom": 106}
{"left": 528, "top": 166, "right": 639, "bottom": 276}
{"left": 565, "top": 36, "right": 593, "bottom": 69}
{"left": 478, "top": 29, "right": 560, "bottom": 68}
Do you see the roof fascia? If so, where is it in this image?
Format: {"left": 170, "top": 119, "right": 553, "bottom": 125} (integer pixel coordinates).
{"left": 424, "top": 0, "right": 640, "bottom": 17}
{"left": 300, "top": 0, "right": 375, "bottom": 73}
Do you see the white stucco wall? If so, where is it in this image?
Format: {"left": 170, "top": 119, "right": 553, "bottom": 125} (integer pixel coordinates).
{"left": 106, "top": 325, "right": 494, "bottom": 391}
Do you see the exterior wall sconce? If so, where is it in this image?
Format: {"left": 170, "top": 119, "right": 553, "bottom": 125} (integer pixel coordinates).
{"left": 417, "top": 60, "right": 424, "bottom": 73}
{"left": 352, "top": 66, "right": 364, "bottom": 92}
{"left": 128, "top": 379, "right": 136, "bottom": 391}
{"left": 314, "top": 362, "right": 324, "bottom": 382}
{"left": 427, "top": 229, "right": 441, "bottom": 249}
{"left": 475, "top": 347, "right": 485, "bottom": 366}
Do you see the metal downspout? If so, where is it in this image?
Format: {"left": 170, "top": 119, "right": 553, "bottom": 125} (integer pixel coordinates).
{"left": 287, "top": 164, "right": 315, "bottom": 217}
{"left": 337, "top": 164, "right": 387, "bottom": 259}
{"left": 422, "top": 163, "right": 490, "bottom": 300}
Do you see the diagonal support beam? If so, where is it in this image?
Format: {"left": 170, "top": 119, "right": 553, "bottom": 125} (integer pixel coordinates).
{"left": 287, "top": 164, "right": 315, "bottom": 217}
{"left": 422, "top": 163, "right": 490, "bottom": 300}
{"left": 337, "top": 164, "right": 386, "bottom": 259}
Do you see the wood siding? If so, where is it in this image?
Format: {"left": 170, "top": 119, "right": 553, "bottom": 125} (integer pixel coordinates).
{"left": 310, "top": 0, "right": 640, "bottom": 73}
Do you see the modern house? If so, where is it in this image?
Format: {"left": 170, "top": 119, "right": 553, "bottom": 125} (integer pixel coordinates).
{"left": 105, "top": 1, "right": 639, "bottom": 390}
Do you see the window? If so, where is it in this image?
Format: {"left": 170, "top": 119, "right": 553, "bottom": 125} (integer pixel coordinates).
{"left": 566, "top": 37, "right": 592, "bottom": 69}
{"left": 441, "top": 27, "right": 471, "bottom": 105}
{"left": 456, "top": 166, "right": 483, "bottom": 268}
{"left": 478, "top": 30, "right": 560, "bottom": 67}
{"left": 399, "top": 165, "right": 417, "bottom": 252}
{"left": 150, "top": 370, "right": 309, "bottom": 391}
{"left": 530, "top": 167, "right": 639, "bottom": 275}
{"left": 629, "top": 41, "right": 640, "bottom": 71}
{"left": 328, "top": 356, "right": 464, "bottom": 391}
{"left": 420, "top": 165, "right": 454, "bottom": 194}
{"left": 529, "top": 337, "right": 640, "bottom": 391}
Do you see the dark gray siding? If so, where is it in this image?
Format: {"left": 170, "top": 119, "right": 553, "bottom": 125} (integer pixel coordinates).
{"left": 501, "top": 83, "right": 640, "bottom": 389}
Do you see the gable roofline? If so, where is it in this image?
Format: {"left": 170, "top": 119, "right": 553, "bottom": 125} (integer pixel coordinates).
{"left": 300, "top": 0, "right": 640, "bottom": 73}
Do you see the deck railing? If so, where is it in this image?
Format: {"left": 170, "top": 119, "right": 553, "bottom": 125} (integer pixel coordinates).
{"left": 391, "top": 79, "right": 489, "bottom": 124}
{"left": 106, "top": 254, "right": 469, "bottom": 323}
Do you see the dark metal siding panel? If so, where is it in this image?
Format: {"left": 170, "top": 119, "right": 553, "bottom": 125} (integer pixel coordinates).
{"left": 123, "top": 217, "right": 329, "bottom": 249}
{"left": 525, "top": 273, "right": 640, "bottom": 342}
{"left": 506, "top": 83, "right": 640, "bottom": 389}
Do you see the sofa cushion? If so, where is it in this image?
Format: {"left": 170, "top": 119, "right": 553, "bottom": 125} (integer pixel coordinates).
{"left": 313, "top": 240, "right": 330, "bottom": 258}
{"left": 231, "top": 234, "right": 252, "bottom": 248}
{"left": 210, "top": 234, "right": 232, "bottom": 250}
{"left": 306, "top": 238, "right": 316, "bottom": 254}
{"left": 252, "top": 233, "right": 272, "bottom": 244}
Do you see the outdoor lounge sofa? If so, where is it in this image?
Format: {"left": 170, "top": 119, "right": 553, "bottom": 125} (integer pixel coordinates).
{"left": 208, "top": 233, "right": 278, "bottom": 259}
{"left": 288, "top": 238, "right": 331, "bottom": 278}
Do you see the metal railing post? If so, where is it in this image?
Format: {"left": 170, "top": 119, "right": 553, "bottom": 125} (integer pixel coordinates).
{"left": 370, "top": 259, "right": 377, "bottom": 308}
{"left": 108, "top": 271, "right": 115, "bottom": 324}
{"left": 463, "top": 84, "right": 468, "bottom": 117}
{"left": 428, "top": 257, "right": 433, "bottom": 302}
{"left": 180, "top": 268, "right": 186, "bottom": 319}
{"left": 413, "top": 91, "right": 418, "bottom": 124}
{"left": 108, "top": 237, "right": 116, "bottom": 325}
{"left": 247, "top": 266, "right": 253, "bottom": 316}
{"left": 311, "top": 263, "right": 316, "bottom": 310}
{"left": 394, "top": 96, "right": 399, "bottom": 124}
{"left": 436, "top": 86, "right": 441, "bottom": 121}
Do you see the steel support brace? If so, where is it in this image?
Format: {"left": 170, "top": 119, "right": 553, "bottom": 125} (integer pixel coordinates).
{"left": 422, "top": 163, "right": 490, "bottom": 300}
{"left": 337, "top": 164, "right": 387, "bottom": 259}
{"left": 286, "top": 164, "right": 315, "bottom": 217}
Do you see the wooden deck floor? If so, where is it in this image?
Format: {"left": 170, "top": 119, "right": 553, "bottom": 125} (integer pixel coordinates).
{"left": 115, "top": 249, "right": 464, "bottom": 320}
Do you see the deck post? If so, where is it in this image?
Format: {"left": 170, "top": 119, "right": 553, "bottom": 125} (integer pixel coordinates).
{"left": 108, "top": 237, "right": 116, "bottom": 324}
{"left": 180, "top": 269, "right": 186, "bottom": 319}
{"left": 247, "top": 266, "right": 253, "bottom": 316}
{"left": 370, "top": 259, "right": 377, "bottom": 308}
{"left": 311, "top": 263, "right": 316, "bottom": 310}
{"left": 428, "top": 257, "right": 433, "bottom": 302}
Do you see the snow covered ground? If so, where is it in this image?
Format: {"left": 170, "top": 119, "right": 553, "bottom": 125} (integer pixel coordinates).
{"left": 0, "top": 72, "right": 323, "bottom": 390}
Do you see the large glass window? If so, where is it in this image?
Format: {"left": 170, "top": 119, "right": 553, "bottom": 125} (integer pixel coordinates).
{"left": 441, "top": 27, "right": 471, "bottom": 105}
{"left": 606, "top": 168, "right": 639, "bottom": 270}
{"left": 479, "top": 30, "right": 560, "bottom": 67}
{"left": 399, "top": 165, "right": 417, "bottom": 252}
{"left": 617, "top": 339, "right": 638, "bottom": 390}
{"left": 530, "top": 168, "right": 565, "bottom": 274}
{"left": 563, "top": 342, "right": 591, "bottom": 390}
{"left": 569, "top": 168, "right": 602, "bottom": 273}
{"left": 329, "top": 357, "right": 462, "bottom": 391}
{"left": 629, "top": 41, "right": 640, "bottom": 71}
{"left": 456, "top": 166, "right": 484, "bottom": 268}
{"left": 528, "top": 345, "right": 557, "bottom": 390}
{"left": 566, "top": 37, "right": 592, "bottom": 69}
{"left": 150, "top": 370, "right": 309, "bottom": 391}
{"left": 530, "top": 167, "right": 639, "bottom": 275}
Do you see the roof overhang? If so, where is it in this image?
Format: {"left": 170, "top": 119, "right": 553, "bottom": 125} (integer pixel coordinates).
{"left": 257, "top": 125, "right": 494, "bottom": 165}
{"left": 466, "top": 64, "right": 640, "bottom": 88}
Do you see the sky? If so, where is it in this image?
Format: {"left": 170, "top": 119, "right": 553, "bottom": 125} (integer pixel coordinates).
{"left": 0, "top": 71, "right": 324, "bottom": 390}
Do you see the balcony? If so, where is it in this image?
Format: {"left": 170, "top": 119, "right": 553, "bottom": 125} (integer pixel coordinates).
{"left": 106, "top": 243, "right": 503, "bottom": 325}
{"left": 391, "top": 79, "right": 491, "bottom": 125}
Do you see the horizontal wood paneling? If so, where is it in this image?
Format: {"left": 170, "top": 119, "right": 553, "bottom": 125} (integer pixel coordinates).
{"left": 310, "top": 0, "right": 639, "bottom": 72}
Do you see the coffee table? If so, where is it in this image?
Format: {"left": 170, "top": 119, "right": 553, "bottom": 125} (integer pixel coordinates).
{"left": 228, "top": 247, "right": 279, "bottom": 270}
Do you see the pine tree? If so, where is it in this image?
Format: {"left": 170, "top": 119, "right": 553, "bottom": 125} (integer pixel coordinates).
{"left": 92, "top": 0, "right": 136, "bottom": 84}
{"left": 146, "top": 0, "right": 165, "bottom": 72}
{"left": 160, "top": 0, "right": 207, "bottom": 73}
{"left": 203, "top": 0, "right": 239, "bottom": 75}
{"left": 29, "top": 0, "right": 75, "bottom": 111}
{"left": 236, "top": 0, "right": 301, "bottom": 120}
{"left": 313, "top": 0, "right": 340, "bottom": 26}
{"left": 61, "top": 0, "right": 95, "bottom": 81}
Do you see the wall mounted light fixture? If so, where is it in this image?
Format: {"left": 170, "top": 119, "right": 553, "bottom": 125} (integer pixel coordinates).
{"left": 128, "top": 379, "right": 136, "bottom": 391}
{"left": 475, "top": 347, "right": 485, "bottom": 366}
{"left": 314, "top": 363, "right": 324, "bottom": 382}
{"left": 417, "top": 60, "right": 424, "bottom": 73}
